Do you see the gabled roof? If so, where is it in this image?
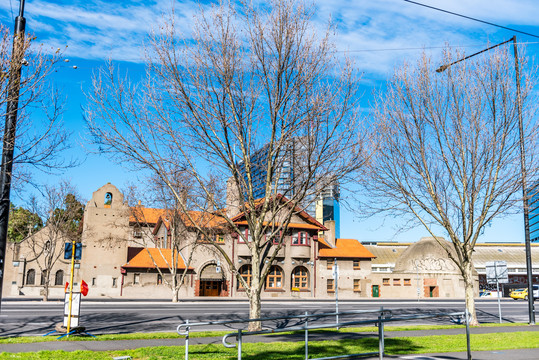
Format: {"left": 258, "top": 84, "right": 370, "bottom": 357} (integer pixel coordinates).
{"left": 319, "top": 238, "right": 376, "bottom": 259}
{"left": 152, "top": 211, "right": 227, "bottom": 235}
{"left": 122, "top": 247, "right": 193, "bottom": 270}
{"left": 129, "top": 206, "right": 166, "bottom": 225}
{"left": 230, "top": 194, "right": 328, "bottom": 231}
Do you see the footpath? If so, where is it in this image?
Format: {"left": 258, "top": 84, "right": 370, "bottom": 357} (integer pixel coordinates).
{"left": 0, "top": 325, "right": 538, "bottom": 359}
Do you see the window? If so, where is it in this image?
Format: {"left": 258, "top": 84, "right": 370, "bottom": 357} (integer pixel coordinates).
{"left": 216, "top": 234, "right": 225, "bottom": 244}
{"left": 353, "top": 259, "right": 360, "bottom": 270}
{"left": 266, "top": 266, "right": 283, "bottom": 289}
{"left": 393, "top": 278, "right": 401, "bottom": 286}
{"left": 40, "top": 271, "right": 47, "bottom": 286}
{"left": 404, "top": 278, "right": 411, "bottom": 286}
{"left": 134, "top": 273, "right": 140, "bottom": 285}
{"left": 238, "top": 229, "right": 252, "bottom": 243}
{"left": 382, "top": 278, "right": 390, "bottom": 286}
{"left": 292, "top": 266, "right": 309, "bottom": 290}
{"left": 26, "top": 269, "right": 35, "bottom": 285}
{"left": 354, "top": 279, "right": 361, "bottom": 292}
{"left": 238, "top": 265, "right": 252, "bottom": 289}
{"left": 327, "top": 260, "right": 333, "bottom": 270}
{"left": 112, "top": 278, "right": 117, "bottom": 288}
{"left": 104, "top": 192, "right": 113, "bottom": 208}
{"left": 92, "top": 277, "right": 96, "bottom": 286}
{"left": 266, "top": 231, "right": 281, "bottom": 245}
{"left": 157, "top": 274, "right": 163, "bottom": 285}
{"left": 292, "top": 232, "right": 309, "bottom": 245}
{"left": 327, "top": 279, "right": 335, "bottom": 292}
{"left": 54, "top": 270, "right": 64, "bottom": 286}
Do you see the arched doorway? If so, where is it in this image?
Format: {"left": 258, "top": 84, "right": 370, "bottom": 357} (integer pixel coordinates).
{"left": 198, "top": 264, "right": 224, "bottom": 296}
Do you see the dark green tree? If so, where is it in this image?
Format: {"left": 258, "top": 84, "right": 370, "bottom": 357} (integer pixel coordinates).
{"left": 7, "top": 205, "right": 43, "bottom": 243}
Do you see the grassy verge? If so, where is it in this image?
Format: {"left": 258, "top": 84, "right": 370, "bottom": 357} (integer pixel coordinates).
{"left": 0, "top": 331, "right": 537, "bottom": 359}
{"left": 0, "top": 322, "right": 528, "bottom": 344}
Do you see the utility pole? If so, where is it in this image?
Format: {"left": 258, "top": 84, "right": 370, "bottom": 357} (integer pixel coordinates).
{"left": 0, "top": 0, "right": 26, "bottom": 311}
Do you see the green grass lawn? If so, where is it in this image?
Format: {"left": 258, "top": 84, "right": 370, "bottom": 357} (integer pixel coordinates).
{"left": 0, "top": 331, "right": 537, "bottom": 359}
{"left": 0, "top": 322, "right": 528, "bottom": 344}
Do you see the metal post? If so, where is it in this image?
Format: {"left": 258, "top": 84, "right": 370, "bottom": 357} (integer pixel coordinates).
{"left": 494, "top": 263, "right": 502, "bottom": 323}
{"left": 66, "top": 240, "right": 76, "bottom": 335}
{"left": 184, "top": 319, "right": 189, "bottom": 360}
{"left": 378, "top": 312, "right": 385, "bottom": 360}
{"left": 334, "top": 258, "right": 339, "bottom": 326}
{"left": 0, "top": 0, "right": 26, "bottom": 313}
{"left": 465, "top": 308, "right": 472, "bottom": 360}
{"left": 237, "top": 329, "right": 242, "bottom": 360}
{"left": 512, "top": 36, "right": 536, "bottom": 325}
{"left": 304, "top": 311, "right": 309, "bottom": 360}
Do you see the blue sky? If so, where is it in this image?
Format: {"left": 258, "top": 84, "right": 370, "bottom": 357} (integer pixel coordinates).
{"left": 1, "top": 0, "right": 539, "bottom": 243}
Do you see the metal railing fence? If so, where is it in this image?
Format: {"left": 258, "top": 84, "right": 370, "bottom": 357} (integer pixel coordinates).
{"left": 177, "top": 307, "right": 471, "bottom": 360}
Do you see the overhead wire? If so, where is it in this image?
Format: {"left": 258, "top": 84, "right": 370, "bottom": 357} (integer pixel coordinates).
{"left": 340, "top": 42, "right": 539, "bottom": 54}
{"left": 403, "top": 0, "right": 539, "bottom": 39}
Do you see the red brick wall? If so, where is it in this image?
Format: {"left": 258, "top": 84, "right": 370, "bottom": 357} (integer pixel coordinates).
{"left": 221, "top": 280, "right": 230, "bottom": 297}
{"left": 194, "top": 280, "right": 200, "bottom": 296}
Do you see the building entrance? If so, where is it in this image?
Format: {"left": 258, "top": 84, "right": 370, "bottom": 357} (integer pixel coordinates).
{"left": 372, "top": 285, "right": 379, "bottom": 298}
{"left": 198, "top": 263, "right": 224, "bottom": 296}
{"left": 200, "top": 280, "right": 222, "bottom": 296}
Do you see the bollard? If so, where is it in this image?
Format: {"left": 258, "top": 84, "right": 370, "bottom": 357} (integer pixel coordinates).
{"left": 378, "top": 314, "right": 385, "bottom": 360}
{"left": 465, "top": 308, "right": 472, "bottom": 360}
{"left": 237, "top": 329, "right": 242, "bottom": 360}
{"left": 185, "top": 319, "right": 190, "bottom": 360}
{"left": 305, "top": 311, "right": 309, "bottom": 360}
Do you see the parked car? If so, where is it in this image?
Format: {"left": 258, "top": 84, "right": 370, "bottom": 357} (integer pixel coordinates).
{"left": 510, "top": 285, "right": 539, "bottom": 300}
{"left": 480, "top": 290, "right": 499, "bottom": 298}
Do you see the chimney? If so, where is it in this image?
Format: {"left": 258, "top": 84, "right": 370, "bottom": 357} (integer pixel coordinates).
{"left": 226, "top": 177, "right": 241, "bottom": 218}
{"left": 323, "top": 220, "right": 336, "bottom": 247}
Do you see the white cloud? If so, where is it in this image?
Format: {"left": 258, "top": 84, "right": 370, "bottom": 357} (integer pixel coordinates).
{"left": 1, "top": 0, "right": 538, "bottom": 73}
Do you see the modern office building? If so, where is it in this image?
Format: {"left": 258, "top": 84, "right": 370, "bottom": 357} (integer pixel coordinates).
{"left": 237, "top": 138, "right": 340, "bottom": 234}
{"left": 528, "top": 183, "right": 539, "bottom": 242}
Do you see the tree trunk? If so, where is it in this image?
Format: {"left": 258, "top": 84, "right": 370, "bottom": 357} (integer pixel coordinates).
{"left": 172, "top": 288, "right": 179, "bottom": 302}
{"left": 463, "top": 261, "right": 479, "bottom": 326}
{"left": 248, "top": 291, "right": 262, "bottom": 331}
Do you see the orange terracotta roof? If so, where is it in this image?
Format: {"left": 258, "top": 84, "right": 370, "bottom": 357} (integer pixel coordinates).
{"left": 318, "top": 239, "right": 376, "bottom": 259}
{"left": 153, "top": 211, "right": 227, "bottom": 234}
{"left": 130, "top": 206, "right": 166, "bottom": 224}
{"left": 234, "top": 221, "right": 324, "bottom": 230}
{"left": 122, "top": 248, "right": 193, "bottom": 270}
{"left": 231, "top": 194, "right": 328, "bottom": 231}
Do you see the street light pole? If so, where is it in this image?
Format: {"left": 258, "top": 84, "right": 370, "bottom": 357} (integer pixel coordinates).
{"left": 511, "top": 36, "right": 536, "bottom": 325}
{"left": 0, "top": 0, "right": 26, "bottom": 312}
{"left": 437, "top": 36, "right": 535, "bottom": 325}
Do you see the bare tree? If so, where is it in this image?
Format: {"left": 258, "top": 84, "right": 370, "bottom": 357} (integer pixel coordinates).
{"left": 23, "top": 181, "right": 84, "bottom": 301}
{"left": 86, "top": 0, "right": 365, "bottom": 329}
{"left": 0, "top": 24, "right": 75, "bottom": 191}
{"left": 362, "top": 47, "right": 537, "bottom": 325}
{"left": 127, "top": 176, "right": 222, "bottom": 303}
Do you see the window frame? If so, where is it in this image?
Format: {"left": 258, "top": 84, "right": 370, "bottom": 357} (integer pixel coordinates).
{"left": 327, "top": 278, "right": 335, "bottom": 293}
{"left": 353, "top": 259, "right": 361, "bottom": 270}
{"left": 292, "top": 266, "right": 309, "bottom": 290}
{"left": 26, "top": 269, "right": 35, "bottom": 285}
{"left": 54, "top": 270, "right": 64, "bottom": 286}
{"left": 354, "top": 279, "right": 361, "bottom": 292}
{"left": 291, "top": 231, "right": 310, "bottom": 246}
{"left": 265, "top": 266, "right": 283, "bottom": 289}
{"left": 238, "top": 265, "right": 252, "bottom": 289}
{"left": 382, "top": 278, "right": 390, "bottom": 286}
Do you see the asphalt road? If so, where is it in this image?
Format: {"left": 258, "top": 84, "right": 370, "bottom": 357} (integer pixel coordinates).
{"left": 0, "top": 299, "right": 536, "bottom": 337}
